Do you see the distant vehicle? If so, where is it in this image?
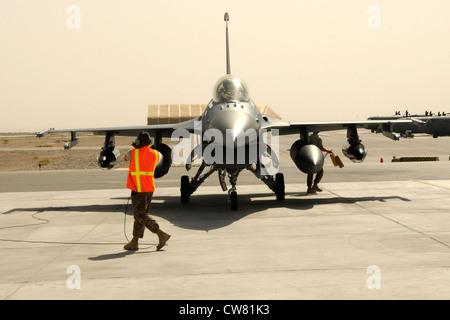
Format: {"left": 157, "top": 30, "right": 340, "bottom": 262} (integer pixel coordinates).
{"left": 367, "top": 111, "right": 450, "bottom": 138}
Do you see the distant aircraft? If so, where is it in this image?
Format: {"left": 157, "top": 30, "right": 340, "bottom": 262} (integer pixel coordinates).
{"left": 367, "top": 111, "right": 450, "bottom": 138}
{"left": 38, "top": 13, "right": 410, "bottom": 210}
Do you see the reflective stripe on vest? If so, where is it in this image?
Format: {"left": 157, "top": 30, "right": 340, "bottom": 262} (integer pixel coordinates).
{"left": 128, "top": 148, "right": 159, "bottom": 192}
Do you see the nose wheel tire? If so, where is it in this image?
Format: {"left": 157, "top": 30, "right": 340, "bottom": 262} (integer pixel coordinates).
{"left": 275, "top": 173, "right": 285, "bottom": 201}
{"left": 181, "top": 175, "right": 191, "bottom": 203}
{"left": 230, "top": 191, "right": 238, "bottom": 211}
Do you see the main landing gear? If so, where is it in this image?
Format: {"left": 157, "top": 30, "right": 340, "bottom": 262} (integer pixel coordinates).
{"left": 179, "top": 162, "right": 285, "bottom": 211}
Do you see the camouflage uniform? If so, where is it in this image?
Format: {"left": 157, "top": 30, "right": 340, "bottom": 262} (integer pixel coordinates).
{"left": 307, "top": 132, "right": 331, "bottom": 194}
{"left": 131, "top": 191, "right": 159, "bottom": 238}
{"left": 124, "top": 131, "right": 171, "bottom": 251}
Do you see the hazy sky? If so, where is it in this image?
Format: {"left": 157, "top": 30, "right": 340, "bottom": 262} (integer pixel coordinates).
{"left": 1, "top": 0, "right": 449, "bottom": 132}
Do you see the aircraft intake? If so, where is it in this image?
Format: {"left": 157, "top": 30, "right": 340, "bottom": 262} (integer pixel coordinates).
{"left": 342, "top": 141, "right": 367, "bottom": 163}
{"left": 290, "top": 140, "right": 324, "bottom": 174}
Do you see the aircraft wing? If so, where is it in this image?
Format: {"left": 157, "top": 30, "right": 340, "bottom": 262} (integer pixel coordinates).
{"left": 37, "top": 118, "right": 197, "bottom": 139}
{"left": 261, "top": 117, "right": 413, "bottom": 140}
{"left": 37, "top": 117, "right": 412, "bottom": 142}
{"left": 36, "top": 118, "right": 198, "bottom": 168}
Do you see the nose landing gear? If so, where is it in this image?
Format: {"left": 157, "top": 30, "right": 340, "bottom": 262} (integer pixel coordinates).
{"left": 225, "top": 169, "right": 242, "bottom": 211}
{"left": 180, "top": 163, "right": 285, "bottom": 211}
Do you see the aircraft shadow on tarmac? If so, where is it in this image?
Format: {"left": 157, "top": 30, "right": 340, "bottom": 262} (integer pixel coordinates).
{"left": 150, "top": 192, "right": 411, "bottom": 231}
{"left": 2, "top": 192, "right": 411, "bottom": 232}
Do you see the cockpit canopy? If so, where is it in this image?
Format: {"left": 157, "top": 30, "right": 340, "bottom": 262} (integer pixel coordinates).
{"left": 212, "top": 75, "right": 250, "bottom": 103}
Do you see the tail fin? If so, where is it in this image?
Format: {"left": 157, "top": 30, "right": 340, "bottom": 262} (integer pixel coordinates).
{"left": 224, "top": 12, "right": 231, "bottom": 74}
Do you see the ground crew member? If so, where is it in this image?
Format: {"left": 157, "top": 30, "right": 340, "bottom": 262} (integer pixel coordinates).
{"left": 124, "top": 131, "right": 171, "bottom": 251}
{"left": 307, "top": 131, "right": 333, "bottom": 194}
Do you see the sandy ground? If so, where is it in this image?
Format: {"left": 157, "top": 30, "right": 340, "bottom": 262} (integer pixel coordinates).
{"left": 0, "top": 132, "right": 135, "bottom": 171}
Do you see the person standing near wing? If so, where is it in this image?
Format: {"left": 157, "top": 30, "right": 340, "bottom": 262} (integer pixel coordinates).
{"left": 307, "top": 131, "right": 333, "bottom": 194}
{"left": 124, "top": 131, "right": 171, "bottom": 251}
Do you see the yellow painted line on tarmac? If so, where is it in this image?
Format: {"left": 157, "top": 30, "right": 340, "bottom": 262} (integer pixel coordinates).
{"left": 410, "top": 179, "right": 450, "bottom": 191}
{"left": 114, "top": 168, "right": 129, "bottom": 171}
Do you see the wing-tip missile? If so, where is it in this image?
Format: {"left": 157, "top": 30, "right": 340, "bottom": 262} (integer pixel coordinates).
{"left": 36, "top": 128, "right": 54, "bottom": 138}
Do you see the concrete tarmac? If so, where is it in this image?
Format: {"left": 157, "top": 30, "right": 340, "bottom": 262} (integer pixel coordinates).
{"left": 0, "top": 132, "right": 449, "bottom": 300}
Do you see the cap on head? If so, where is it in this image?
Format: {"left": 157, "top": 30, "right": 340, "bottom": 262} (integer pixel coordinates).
{"left": 138, "top": 131, "right": 152, "bottom": 145}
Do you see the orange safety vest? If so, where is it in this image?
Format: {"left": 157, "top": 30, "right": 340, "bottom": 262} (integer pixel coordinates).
{"left": 127, "top": 146, "right": 159, "bottom": 192}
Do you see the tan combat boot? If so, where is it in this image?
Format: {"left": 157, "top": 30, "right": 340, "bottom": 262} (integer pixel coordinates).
{"left": 313, "top": 183, "right": 322, "bottom": 192}
{"left": 307, "top": 186, "right": 316, "bottom": 194}
{"left": 124, "top": 236, "right": 139, "bottom": 250}
{"left": 156, "top": 230, "right": 171, "bottom": 251}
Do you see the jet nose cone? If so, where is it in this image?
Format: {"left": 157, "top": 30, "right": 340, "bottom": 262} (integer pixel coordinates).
{"left": 207, "top": 109, "right": 259, "bottom": 147}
